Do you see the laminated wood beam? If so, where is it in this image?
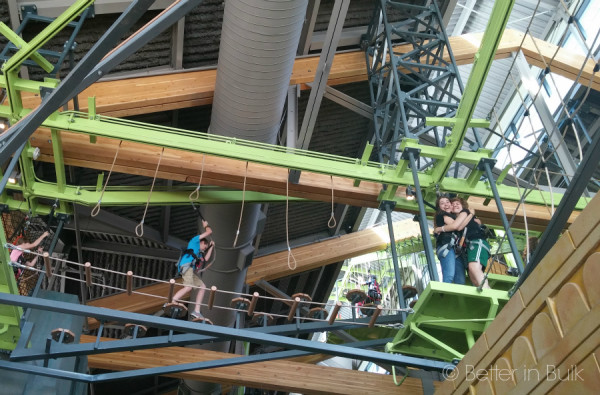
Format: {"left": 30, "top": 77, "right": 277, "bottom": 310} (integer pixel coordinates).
{"left": 32, "top": 128, "right": 579, "bottom": 232}
{"left": 246, "top": 219, "right": 423, "bottom": 285}
{"left": 20, "top": 30, "right": 599, "bottom": 117}
{"left": 82, "top": 335, "right": 435, "bottom": 394}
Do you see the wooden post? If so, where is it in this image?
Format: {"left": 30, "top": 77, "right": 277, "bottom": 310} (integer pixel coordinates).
{"left": 85, "top": 262, "right": 92, "bottom": 287}
{"left": 43, "top": 252, "right": 52, "bottom": 278}
{"left": 288, "top": 297, "right": 300, "bottom": 321}
{"left": 126, "top": 271, "right": 133, "bottom": 296}
{"left": 167, "top": 279, "right": 175, "bottom": 303}
{"left": 208, "top": 286, "right": 217, "bottom": 310}
{"left": 329, "top": 301, "right": 342, "bottom": 325}
{"left": 248, "top": 292, "right": 259, "bottom": 316}
{"left": 368, "top": 305, "right": 383, "bottom": 328}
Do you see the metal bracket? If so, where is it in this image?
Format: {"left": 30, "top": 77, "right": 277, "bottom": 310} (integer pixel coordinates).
{"left": 477, "top": 157, "right": 497, "bottom": 171}
{"left": 55, "top": 213, "right": 71, "bottom": 224}
{"left": 378, "top": 200, "right": 396, "bottom": 211}
{"left": 39, "top": 86, "right": 54, "bottom": 101}
{"left": 401, "top": 147, "right": 421, "bottom": 161}
{"left": 21, "top": 5, "right": 38, "bottom": 17}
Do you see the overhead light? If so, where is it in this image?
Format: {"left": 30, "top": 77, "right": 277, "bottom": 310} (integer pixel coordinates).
{"left": 406, "top": 185, "right": 415, "bottom": 201}
{"left": 8, "top": 169, "right": 21, "bottom": 185}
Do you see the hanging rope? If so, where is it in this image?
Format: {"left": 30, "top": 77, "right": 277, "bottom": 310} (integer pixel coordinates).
{"left": 135, "top": 147, "right": 165, "bottom": 237}
{"left": 233, "top": 161, "right": 248, "bottom": 248}
{"left": 188, "top": 154, "right": 206, "bottom": 201}
{"left": 92, "top": 140, "right": 123, "bottom": 217}
{"left": 327, "top": 175, "right": 337, "bottom": 229}
{"left": 286, "top": 169, "right": 297, "bottom": 271}
{"left": 392, "top": 365, "right": 408, "bottom": 386}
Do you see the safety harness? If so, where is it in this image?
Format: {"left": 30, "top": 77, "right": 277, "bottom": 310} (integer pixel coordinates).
{"left": 178, "top": 242, "right": 215, "bottom": 275}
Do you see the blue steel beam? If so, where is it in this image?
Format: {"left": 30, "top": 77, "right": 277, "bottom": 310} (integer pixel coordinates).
{"left": 0, "top": 292, "right": 447, "bottom": 371}
{"left": 1, "top": 337, "right": 435, "bottom": 384}
{"left": 10, "top": 318, "right": 397, "bottom": 361}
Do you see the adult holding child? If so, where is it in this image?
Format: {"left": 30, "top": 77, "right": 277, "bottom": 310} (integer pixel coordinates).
{"left": 433, "top": 195, "right": 473, "bottom": 284}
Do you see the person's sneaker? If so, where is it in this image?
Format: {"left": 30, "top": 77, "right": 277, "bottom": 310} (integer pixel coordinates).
{"left": 190, "top": 311, "right": 204, "bottom": 320}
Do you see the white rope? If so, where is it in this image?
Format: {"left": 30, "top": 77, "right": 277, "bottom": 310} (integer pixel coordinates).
{"left": 188, "top": 154, "right": 206, "bottom": 201}
{"left": 286, "top": 169, "right": 297, "bottom": 271}
{"left": 135, "top": 147, "right": 165, "bottom": 237}
{"left": 91, "top": 140, "right": 123, "bottom": 217}
{"left": 233, "top": 162, "right": 248, "bottom": 248}
{"left": 6, "top": 244, "right": 416, "bottom": 316}
{"left": 327, "top": 175, "right": 337, "bottom": 229}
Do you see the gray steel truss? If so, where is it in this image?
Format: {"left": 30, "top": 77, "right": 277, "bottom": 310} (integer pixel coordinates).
{"left": 363, "top": 0, "right": 471, "bottom": 166}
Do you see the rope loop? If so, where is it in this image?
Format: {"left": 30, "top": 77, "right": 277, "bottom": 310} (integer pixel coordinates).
{"left": 285, "top": 170, "right": 297, "bottom": 270}
{"left": 327, "top": 175, "right": 336, "bottom": 229}
{"left": 135, "top": 221, "right": 144, "bottom": 237}
{"left": 136, "top": 147, "right": 164, "bottom": 238}
{"left": 92, "top": 140, "right": 123, "bottom": 217}
{"left": 233, "top": 162, "right": 248, "bottom": 248}
{"left": 328, "top": 212, "right": 337, "bottom": 229}
{"left": 287, "top": 246, "right": 297, "bottom": 271}
{"left": 188, "top": 154, "right": 206, "bottom": 201}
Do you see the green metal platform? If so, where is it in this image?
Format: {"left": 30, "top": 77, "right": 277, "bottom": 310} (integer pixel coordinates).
{"left": 385, "top": 280, "right": 512, "bottom": 362}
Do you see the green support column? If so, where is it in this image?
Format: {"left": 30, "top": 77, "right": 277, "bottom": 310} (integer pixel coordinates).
{"left": 431, "top": 0, "right": 516, "bottom": 182}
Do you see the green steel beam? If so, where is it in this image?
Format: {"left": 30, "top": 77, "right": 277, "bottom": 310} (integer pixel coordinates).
{"left": 1, "top": 0, "right": 95, "bottom": 74}
{"left": 0, "top": 104, "right": 587, "bottom": 211}
{"left": 51, "top": 129, "right": 66, "bottom": 193}
{"left": 430, "top": 0, "right": 516, "bottom": 183}
{"left": 22, "top": 111, "right": 587, "bottom": 210}
{"left": 0, "top": 24, "right": 53, "bottom": 72}
{"left": 0, "top": 75, "right": 59, "bottom": 98}
{"left": 425, "top": 117, "right": 490, "bottom": 128}
{"left": 1, "top": 183, "right": 303, "bottom": 211}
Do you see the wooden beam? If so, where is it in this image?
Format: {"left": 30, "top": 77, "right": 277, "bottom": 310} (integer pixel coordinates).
{"left": 246, "top": 219, "right": 423, "bottom": 284}
{"left": 32, "top": 128, "right": 578, "bottom": 231}
{"left": 20, "top": 30, "right": 599, "bottom": 117}
{"left": 82, "top": 335, "right": 435, "bottom": 394}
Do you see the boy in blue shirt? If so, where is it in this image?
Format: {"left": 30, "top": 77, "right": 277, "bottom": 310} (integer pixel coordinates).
{"left": 172, "top": 220, "right": 214, "bottom": 319}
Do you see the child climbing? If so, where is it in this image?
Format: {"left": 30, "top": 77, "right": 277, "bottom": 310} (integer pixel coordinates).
{"left": 171, "top": 220, "right": 215, "bottom": 319}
